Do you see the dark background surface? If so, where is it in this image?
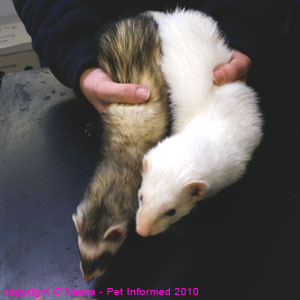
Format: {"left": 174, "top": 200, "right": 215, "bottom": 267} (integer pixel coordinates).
{"left": 0, "top": 25, "right": 299, "bottom": 300}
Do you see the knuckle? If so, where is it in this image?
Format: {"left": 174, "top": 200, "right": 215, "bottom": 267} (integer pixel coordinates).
{"left": 240, "top": 53, "right": 251, "bottom": 69}
{"left": 96, "top": 82, "right": 114, "bottom": 99}
{"left": 246, "top": 56, "right": 252, "bottom": 68}
{"left": 119, "top": 85, "right": 136, "bottom": 101}
{"left": 226, "top": 64, "right": 238, "bottom": 79}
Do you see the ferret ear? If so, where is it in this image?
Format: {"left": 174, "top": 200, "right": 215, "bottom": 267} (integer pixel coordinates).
{"left": 104, "top": 225, "right": 126, "bottom": 242}
{"left": 72, "top": 214, "right": 82, "bottom": 235}
{"left": 183, "top": 181, "right": 208, "bottom": 199}
{"left": 142, "top": 157, "right": 151, "bottom": 173}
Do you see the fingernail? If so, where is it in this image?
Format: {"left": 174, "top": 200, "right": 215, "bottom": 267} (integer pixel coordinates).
{"left": 136, "top": 88, "right": 150, "bottom": 101}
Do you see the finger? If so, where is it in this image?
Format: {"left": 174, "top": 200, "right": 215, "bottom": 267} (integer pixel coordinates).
{"left": 95, "top": 81, "right": 151, "bottom": 104}
{"left": 214, "top": 51, "right": 251, "bottom": 85}
{"left": 91, "top": 100, "right": 110, "bottom": 114}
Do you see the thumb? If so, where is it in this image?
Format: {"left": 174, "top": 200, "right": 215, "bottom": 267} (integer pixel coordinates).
{"left": 96, "top": 80, "right": 151, "bottom": 104}
{"left": 213, "top": 50, "right": 251, "bottom": 85}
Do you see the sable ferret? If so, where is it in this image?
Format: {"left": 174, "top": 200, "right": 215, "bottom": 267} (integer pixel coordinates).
{"left": 72, "top": 13, "right": 169, "bottom": 281}
{"left": 136, "top": 9, "right": 263, "bottom": 237}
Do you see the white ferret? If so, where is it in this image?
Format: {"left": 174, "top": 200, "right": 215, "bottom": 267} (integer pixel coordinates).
{"left": 136, "top": 9, "right": 263, "bottom": 237}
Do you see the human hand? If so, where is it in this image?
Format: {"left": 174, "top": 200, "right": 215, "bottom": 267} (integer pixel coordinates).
{"left": 213, "top": 50, "right": 251, "bottom": 85}
{"left": 80, "top": 68, "right": 151, "bottom": 114}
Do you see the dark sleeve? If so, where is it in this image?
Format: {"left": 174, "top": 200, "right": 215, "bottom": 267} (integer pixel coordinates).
{"left": 201, "top": 0, "right": 293, "bottom": 62}
{"left": 12, "top": 0, "right": 103, "bottom": 97}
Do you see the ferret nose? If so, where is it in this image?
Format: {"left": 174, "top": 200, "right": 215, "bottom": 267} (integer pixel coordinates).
{"left": 136, "top": 226, "right": 151, "bottom": 237}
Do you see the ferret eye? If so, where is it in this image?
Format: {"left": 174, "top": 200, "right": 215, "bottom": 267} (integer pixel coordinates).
{"left": 166, "top": 209, "right": 176, "bottom": 217}
{"left": 139, "top": 195, "right": 143, "bottom": 203}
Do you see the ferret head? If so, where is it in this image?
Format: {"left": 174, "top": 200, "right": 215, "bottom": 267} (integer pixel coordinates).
{"left": 72, "top": 202, "right": 128, "bottom": 281}
{"left": 136, "top": 155, "right": 209, "bottom": 237}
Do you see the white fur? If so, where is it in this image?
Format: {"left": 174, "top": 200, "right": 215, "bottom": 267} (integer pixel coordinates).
{"left": 73, "top": 204, "right": 128, "bottom": 260}
{"left": 153, "top": 9, "right": 233, "bottom": 133}
{"left": 77, "top": 222, "right": 128, "bottom": 260}
{"left": 136, "top": 9, "right": 263, "bottom": 236}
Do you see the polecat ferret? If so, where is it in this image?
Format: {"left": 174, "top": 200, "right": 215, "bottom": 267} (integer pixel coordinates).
{"left": 72, "top": 13, "right": 169, "bottom": 281}
{"left": 136, "top": 9, "right": 263, "bottom": 237}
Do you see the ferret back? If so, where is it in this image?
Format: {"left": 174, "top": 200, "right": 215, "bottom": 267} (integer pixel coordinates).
{"left": 154, "top": 9, "right": 233, "bottom": 132}
{"left": 97, "top": 14, "right": 169, "bottom": 154}
{"left": 97, "top": 15, "right": 163, "bottom": 99}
